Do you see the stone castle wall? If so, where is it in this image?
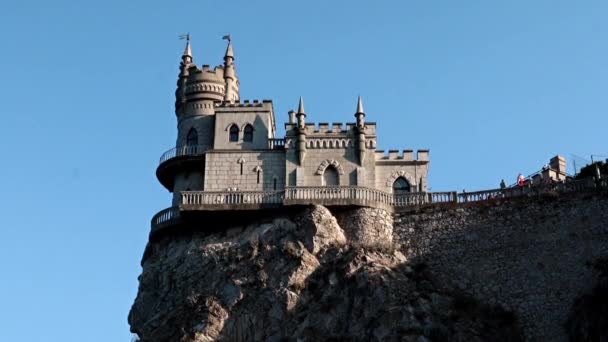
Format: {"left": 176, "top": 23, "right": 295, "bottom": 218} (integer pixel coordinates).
{"left": 392, "top": 192, "right": 608, "bottom": 341}
{"left": 204, "top": 150, "right": 286, "bottom": 191}
{"left": 332, "top": 207, "right": 393, "bottom": 248}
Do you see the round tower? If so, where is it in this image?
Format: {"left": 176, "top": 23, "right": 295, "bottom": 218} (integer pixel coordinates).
{"left": 159, "top": 36, "right": 233, "bottom": 206}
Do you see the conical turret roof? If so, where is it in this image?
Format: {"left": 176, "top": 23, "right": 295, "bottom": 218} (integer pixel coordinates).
{"left": 182, "top": 34, "right": 192, "bottom": 58}
{"left": 298, "top": 96, "right": 305, "bottom": 114}
{"left": 356, "top": 96, "right": 365, "bottom": 114}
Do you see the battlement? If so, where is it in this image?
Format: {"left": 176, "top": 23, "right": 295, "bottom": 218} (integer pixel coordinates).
{"left": 187, "top": 64, "right": 226, "bottom": 81}
{"left": 284, "top": 122, "right": 377, "bottom": 135}
{"left": 216, "top": 99, "right": 273, "bottom": 112}
{"left": 374, "top": 149, "right": 429, "bottom": 162}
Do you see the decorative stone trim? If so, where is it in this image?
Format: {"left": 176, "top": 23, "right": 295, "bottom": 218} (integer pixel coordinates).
{"left": 253, "top": 165, "right": 262, "bottom": 172}
{"left": 240, "top": 122, "right": 254, "bottom": 130}
{"left": 306, "top": 139, "right": 352, "bottom": 149}
{"left": 316, "top": 159, "right": 345, "bottom": 175}
{"left": 225, "top": 123, "right": 242, "bottom": 131}
{"left": 385, "top": 170, "right": 415, "bottom": 188}
{"left": 237, "top": 157, "right": 245, "bottom": 164}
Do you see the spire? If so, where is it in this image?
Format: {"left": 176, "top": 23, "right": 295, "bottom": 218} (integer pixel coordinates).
{"left": 356, "top": 95, "right": 364, "bottom": 114}
{"left": 183, "top": 35, "right": 192, "bottom": 57}
{"left": 298, "top": 96, "right": 305, "bottom": 114}
{"left": 179, "top": 33, "right": 192, "bottom": 65}
{"left": 223, "top": 34, "right": 234, "bottom": 59}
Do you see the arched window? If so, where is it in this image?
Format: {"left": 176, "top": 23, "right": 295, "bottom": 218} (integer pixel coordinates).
{"left": 186, "top": 128, "right": 198, "bottom": 146}
{"left": 229, "top": 125, "right": 239, "bottom": 142}
{"left": 243, "top": 124, "right": 254, "bottom": 142}
{"left": 323, "top": 166, "right": 339, "bottom": 186}
{"left": 393, "top": 177, "right": 411, "bottom": 194}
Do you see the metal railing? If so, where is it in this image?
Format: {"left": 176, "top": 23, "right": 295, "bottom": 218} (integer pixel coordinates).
{"left": 159, "top": 145, "right": 206, "bottom": 164}
{"left": 151, "top": 206, "right": 180, "bottom": 227}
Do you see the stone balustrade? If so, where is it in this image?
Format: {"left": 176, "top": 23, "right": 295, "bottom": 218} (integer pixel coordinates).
{"left": 182, "top": 190, "right": 284, "bottom": 206}
{"left": 268, "top": 138, "right": 285, "bottom": 150}
{"left": 151, "top": 177, "right": 608, "bottom": 230}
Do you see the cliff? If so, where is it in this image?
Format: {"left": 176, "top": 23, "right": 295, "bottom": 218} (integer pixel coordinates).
{"left": 129, "top": 206, "right": 522, "bottom": 341}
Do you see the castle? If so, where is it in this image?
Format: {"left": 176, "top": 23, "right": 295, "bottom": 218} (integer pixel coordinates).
{"left": 154, "top": 36, "right": 429, "bottom": 225}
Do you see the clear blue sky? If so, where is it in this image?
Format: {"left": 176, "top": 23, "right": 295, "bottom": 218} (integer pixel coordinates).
{"left": 0, "top": 1, "right": 606, "bottom": 341}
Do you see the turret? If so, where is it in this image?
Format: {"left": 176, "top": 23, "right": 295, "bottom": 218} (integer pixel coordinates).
{"left": 354, "top": 96, "right": 366, "bottom": 164}
{"left": 222, "top": 35, "right": 240, "bottom": 102}
{"left": 295, "top": 97, "right": 307, "bottom": 165}
{"left": 175, "top": 34, "right": 193, "bottom": 115}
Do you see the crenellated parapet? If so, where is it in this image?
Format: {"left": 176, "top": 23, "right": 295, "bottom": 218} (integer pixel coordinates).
{"left": 374, "top": 149, "right": 429, "bottom": 162}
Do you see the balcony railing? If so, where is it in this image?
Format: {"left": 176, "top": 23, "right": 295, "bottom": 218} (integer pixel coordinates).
{"left": 268, "top": 138, "right": 286, "bottom": 150}
{"left": 182, "top": 190, "right": 284, "bottom": 206}
{"left": 159, "top": 145, "right": 206, "bottom": 165}
{"left": 152, "top": 177, "right": 608, "bottom": 230}
{"left": 151, "top": 206, "right": 180, "bottom": 227}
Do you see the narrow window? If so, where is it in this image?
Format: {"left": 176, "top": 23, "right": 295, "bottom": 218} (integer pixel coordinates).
{"left": 393, "top": 177, "right": 411, "bottom": 194}
{"left": 257, "top": 172, "right": 260, "bottom": 184}
{"left": 240, "top": 163, "right": 243, "bottom": 175}
{"left": 186, "top": 128, "right": 198, "bottom": 146}
{"left": 243, "top": 124, "right": 254, "bottom": 142}
{"left": 273, "top": 178, "right": 277, "bottom": 190}
{"left": 229, "top": 124, "right": 239, "bottom": 142}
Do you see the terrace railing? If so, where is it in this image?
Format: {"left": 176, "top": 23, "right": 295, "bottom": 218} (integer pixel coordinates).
{"left": 159, "top": 145, "right": 206, "bottom": 165}
{"left": 182, "top": 190, "right": 284, "bottom": 206}
{"left": 151, "top": 206, "right": 180, "bottom": 227}
{"left": 152, "top": 176, "right": 608, "bottom": 229}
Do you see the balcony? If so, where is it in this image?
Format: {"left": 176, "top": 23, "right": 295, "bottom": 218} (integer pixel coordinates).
{"left": 156, "top": 145, "right": 206, "bottom": 191}
{"left": 268, "top": 138, "right": 285, "bottom": 150}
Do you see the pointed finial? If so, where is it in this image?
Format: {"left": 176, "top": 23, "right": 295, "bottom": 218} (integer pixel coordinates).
{"left": 223, "top": 34, "right": 234, "bottom": 59}
{"left": 179, "top": 33, "right": 192, "bottom": 58}
{"left": 298, "top": 96, "right": 305, "bottom": 114}
{"left": 356, "top": 95, "right": 364, "bottom": 114}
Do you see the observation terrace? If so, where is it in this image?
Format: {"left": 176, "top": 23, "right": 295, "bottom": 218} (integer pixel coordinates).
{"left": 150, "top": 176, "right": 608, "bottom": 236}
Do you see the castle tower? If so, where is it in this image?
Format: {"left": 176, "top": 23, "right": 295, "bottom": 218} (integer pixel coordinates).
{"left": 295, "top": 97, "right": 307, "bottom": 165}
{"left": 222, "top": 36, "right": 240, "bottom": 102}
{"left": 354, "top": 96, "right": 366, "bottom": 164}
{"left": 175, "top": 35, "right": 192, "bottom": 116}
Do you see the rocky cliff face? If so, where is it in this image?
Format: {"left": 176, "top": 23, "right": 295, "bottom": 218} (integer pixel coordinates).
{"left": 129, "top": 206, "right": 521, "bottom": 341}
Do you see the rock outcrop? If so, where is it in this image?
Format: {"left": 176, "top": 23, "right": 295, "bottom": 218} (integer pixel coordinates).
{"left": 129, "top": 205, "right": 521, "bottom": 341}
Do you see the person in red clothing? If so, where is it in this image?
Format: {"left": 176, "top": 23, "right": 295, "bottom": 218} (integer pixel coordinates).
{"left": 517, "top": 173, "right": 525, "bottom": 187}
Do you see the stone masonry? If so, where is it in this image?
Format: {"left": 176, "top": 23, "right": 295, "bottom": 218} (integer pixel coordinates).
{"left": 393, "top": 191, "right": 608, "bottom": 341}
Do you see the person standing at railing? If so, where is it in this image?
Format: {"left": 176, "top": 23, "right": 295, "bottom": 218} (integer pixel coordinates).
{"left": 517, "top": 173, "right": 525, "bottom": 188}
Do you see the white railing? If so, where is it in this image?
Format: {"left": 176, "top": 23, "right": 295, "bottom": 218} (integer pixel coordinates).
{"left": 182, "top": 190, "right": 284, "bottom": 205}
{"left": 285, "top": 186, "right": 390, "bottom": 203}
{"left": 268, "top": 138, "right": 286, "bottom": 150}
{"left": 159, "top": 145, "right": 206, "bottom": 164}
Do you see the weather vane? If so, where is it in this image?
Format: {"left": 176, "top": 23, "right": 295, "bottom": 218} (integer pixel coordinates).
{"left": 179, "top": 33, "right": 190, "bottom": 41}
{"left": 222, "top": 34, "right": 231, "bottom": 42}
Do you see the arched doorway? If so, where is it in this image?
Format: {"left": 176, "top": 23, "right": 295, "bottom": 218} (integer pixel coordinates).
{"left": 393, "top": 177, "right": 411, "bottom": 194}
{"left": 323, "top": 166, "right": 339, "bottom": 186}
